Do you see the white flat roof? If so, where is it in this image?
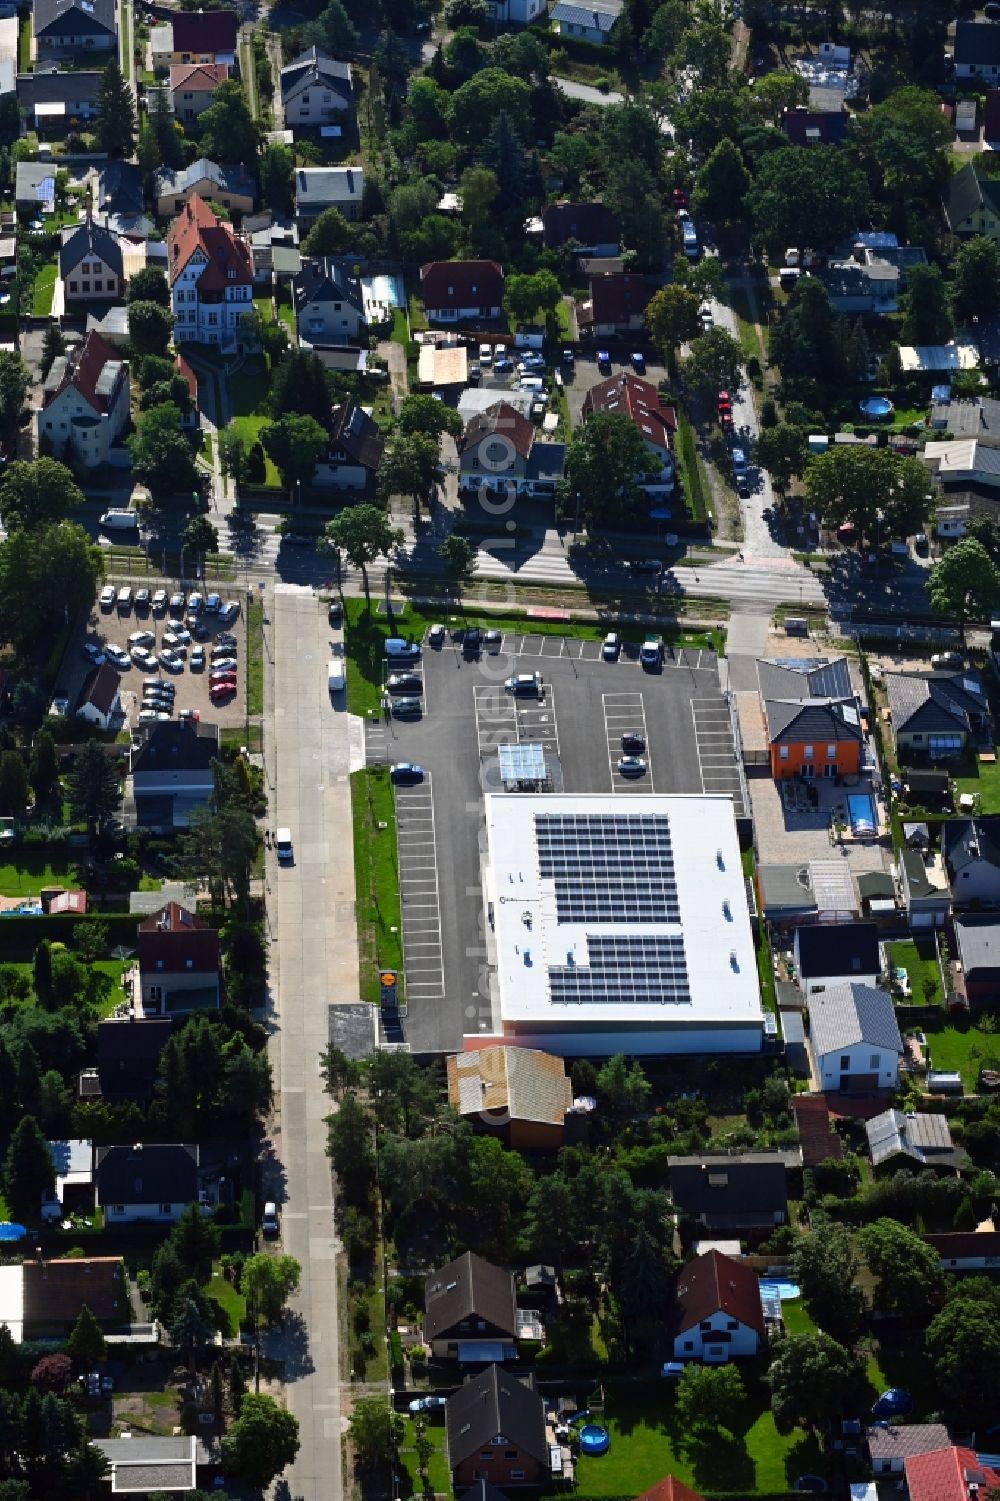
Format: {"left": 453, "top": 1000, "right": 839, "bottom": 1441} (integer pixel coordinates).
{"left": 0, "top": 1264, "right": 22, "bottom": 1342}
{"left": 484, "top": 793, "right": 762, "bottom": 1030}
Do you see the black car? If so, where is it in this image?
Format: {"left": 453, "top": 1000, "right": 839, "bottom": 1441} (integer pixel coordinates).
{"left": 191, "top": 621, "right": 210, "bottom": 641}
{"left": 328, "top": 600, "right": 343, "bottom": 625}
{"left": 483, "top": 629, "right": 502, "bottom": 646}
{"left": 621, "top": 731, "right": 646, "bottom": 753}
{"left": 462, "top": 627, "right": 481, "bottom": 656}
{"left": 386, "top": 672, "right": 423, "bottom": 693}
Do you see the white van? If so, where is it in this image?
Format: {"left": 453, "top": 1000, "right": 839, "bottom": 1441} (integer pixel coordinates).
{"left": 100, "top": 509, "right": 138, "bottom": 531}
{"left": 384, "top": 638, "right": 420, "bottom": 659}
{"left": 275, "top": 828, "right": 293, "bottom": 864}
{"left": 262, "top": 1201, "right": 279, "bottom": 1238}
{"left": 518, "top": 376, "right": 544, "bottom": 392}
{"left": 328, "top": 657, "right": 346, "bottom": 693}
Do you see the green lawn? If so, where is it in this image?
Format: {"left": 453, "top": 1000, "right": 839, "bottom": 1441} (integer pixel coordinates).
{"left": 17, "top": 12, "right": 30, "bottom": 69}
{"left": 780, "top": 1297, "right": 816, "bottom": 1338}
{"left": 350, "top": 766, "right": 403, "bottom": 1008}
{"left": 398, "top": 1416, "right": 451, "bottom": 1499}
{"left": 922, "top": 1013, "right": 1000, "bottom": 1089}
{"left": 885, "top": 937, "right": 942, "bottom": 1007}
{"left": 246, "top": 597, "right": 263, "bottom": 716}
{"left": 31, "top": 263, "right": 56, "bottom": 316}
{"left": 6, "top": 956, "right": 129, "bottom": 1016}
{"left": 206, "top": 1268, "right": 245, "bottom": 1336}
{"left": 953, "top": 753, "right": 1000, "bottom": 813}
{"left": 229, "top": 363, "right": 281, "bottom": 487}
{"left": 0, "top": 855, "right": 81, "bottom": 895}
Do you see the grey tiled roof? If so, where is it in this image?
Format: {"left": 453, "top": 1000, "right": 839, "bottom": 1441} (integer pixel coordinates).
{"left": 806, "top": 982, "right": 902, "bottom": 1057}
{"left": 955, "top": 914, "right": 1000, "bottom": 973}
{"left": 757, "top": 656, "right": 853, "bottom": 701}
{"left": 764, "top": 697, "right": 863, "bottom": 744}
{"left": 866, "top": 1109, "right": 954, "bottom": 1166}
{"left": 551, "top": 0, "right": 621, "bottom": 28}
{"left": 885, "top": 669, "right": 987, "bottom": 734}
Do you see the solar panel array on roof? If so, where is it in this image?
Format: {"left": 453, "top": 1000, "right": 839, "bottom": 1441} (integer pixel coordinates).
{"left": 548, "top": 934, "right": 690, "bottom": 1005}
{"left": 499, "top": 742, "right": 546, "bottom": 784}
{"left": 535, "top": 812, "right": 680, "bottom": 923}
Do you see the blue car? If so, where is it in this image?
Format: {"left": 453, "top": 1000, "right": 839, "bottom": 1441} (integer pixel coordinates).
{"left": 597, "top": 349, "right": 611, "bottom": 372}
{"left": 390, "top": 762, "right": 424, "bottom": 783}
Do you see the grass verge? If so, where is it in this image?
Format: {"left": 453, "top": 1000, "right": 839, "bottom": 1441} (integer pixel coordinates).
{"left": 350, "top": 766, "right": 403, "bottom": 1008}
{"left": 246, "top": 597, "right": 263, "bottom": 716}
{"left": 206, "top": 1268, "right": 245, "bottom": 1335}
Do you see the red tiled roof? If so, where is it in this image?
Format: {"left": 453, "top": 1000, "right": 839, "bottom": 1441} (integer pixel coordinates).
{"left": 905, "top": 1446, "right": 1000, "bottom": 1501}
{"left": 170, "top": 9, "right": 237, "bottom": 54}
{"left": 169, "top": 61, "right": 227, "bottom": 93}
{"left": 636, "top": 1480, "right": 705, "bottom": 1501}
{"left": 23, "top": 1257, "right": 125, "bottom": 1326}
{"left": 419, "top": 259, "right": 503, "bottom": 311}
{"left": 541, "top": 199, "right": 620, "bottom": 250}
{"left": 582, "top": 371, "right": 676, "bottom": 451}
{"left": 137, "top": 901, "right": 220, "bottom": 974}
{"left": 792, "top": 1094, "right": 844, "bottom": 1167}
{"left": 43, "top": 330, "right": 124, "bottom": 416}
{"left": 461, "top": 400, "right": 534, "bottom": 460}
{"left": 167, "top": 193, "right": 252, "bottom": 290}
{"left": 587, "top": 272, "right": 649, "bottom": 327}
{"left": 673, "top": 1249, "right": 765, "bottom": 1338}
{"left": 924, "top": 1231, "right": 1000, "bottom": 1258}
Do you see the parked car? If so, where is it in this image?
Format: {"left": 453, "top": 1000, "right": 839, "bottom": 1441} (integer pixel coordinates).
{"left": 137, "top": 708, "right": 170, "bottom": 724}
{"left": 131, "top": 647, "right": 155, "bottom": 669}
{"left": 179, "top": 708, "right": 201, "bottom": 723}
{"left": 128, "top": 630, "right": 155, "bottom": 649}
{"left": 493, "top": 353, "right": 513, "bottom": 373}
{"left": 216, "top": 633, "right": 238, "bottom": 650}
{"left": 210, "top": 680, "right": 237, "bottom": 699}
{"left": 603, "top": 632, "right": 620, "bottom": 660}
{"left": 152, "top": 590, "right": 168, "bottom": 613}
{"left": 479, "top": 343, "right": 492, "bottom": 366}
{"left": 211, "top": 642, "right": 238, "bottom": 659}
{"left": 190, "top": 646, "right": 205, "bottom": 670}
{"left": 699, "top": 301, "right": 713, "bottom": 330}
{"left": 163, "top": 626, "right": 191, "bottom": 646}
{"left": 597, "top": 349, "right": 612, "bottom": 373}
{"left": 106, "top": 646, "right": 131, "bottom": 671}
{"left": 169, "top": 592, "right": 185, "bottom": 613}
{"left": 671, "top": 188, "right": 688, "bottom": 208}
{"left": 390, "top": 762, "right": 424, "bottom": 783}
{"left": 915, "top": 532, "right": 929, "bottom": 555}
{"left": 328, "top": 600, "right": 343, "bottom": 626}
{"left": 218, "top": 600, "right": 241, "bottom": 624}
{"left": 633, "top": 558, "right": 663, "bottom": 575}
{"left": 116, "top": 586, "right": 132, "bottom": 613}
{"left": 483, "top": 629, "right": 502, "bottom": 646}
{"left": 387, "top": 673, "right": 422, "bottom": 693}
{"left": 618, "top": 755, "right": 647, "bottom": 776}
{"left": 505, "top": 672, "right": 542, "bottom": 696}
{"left": 428, "top": 623, "right": 446, "bottom": 647}
{"left": 409, "top": 1396, "right": 447, "bottom": 1414}
{"left": 630, "top": 352, "right": 646, "bottom": 374}
{"left": 135, "top": 588, "right": 150, "bottom": 611}
{"left": 143, "top": 677, "right": 174, "bottom": 694}
{"left": 621, "top": 732, "right": 646, "bottom": 753}
{"left": 99, "top": 585, "right": 116, "bottom": 611}
{"left": 186, "top": 592, "right": 202, "bottom": 612}
{"left": 391, "top": 696, "right": 422, "bottom": 718}
{"left": 562, "top": 347, "right": 575, "bottom": 365}
{"left": 82, "top": 642, "right": 106, "bottom": 665}
{"left": 931, "top": 652, "right": 964, "bottom": 670}
{"left": 158, "top": 649, "right": 184, "bottom": 672}
{"left": 204, "top": 593, "right": 221, "bottom": 613}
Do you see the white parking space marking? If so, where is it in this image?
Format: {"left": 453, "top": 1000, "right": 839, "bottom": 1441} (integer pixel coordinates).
{"left": 602, "top": 690, "right": 653, "bottom": 794}
{"left": 474, "top": 684, "right": 517, "bottom": 758}
{"left": 691, "top": 698, "right": 748, "bottom": 816}
{"left": 516, "top": 684, "right": 560, "bottom": 757}
{"left": 395, "top": 774, "right": 445, "bottom": 1001}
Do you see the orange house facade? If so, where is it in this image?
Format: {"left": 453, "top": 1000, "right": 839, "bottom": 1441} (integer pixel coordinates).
{"left": 770, "top": 734, "right": 862, "bottom": 781}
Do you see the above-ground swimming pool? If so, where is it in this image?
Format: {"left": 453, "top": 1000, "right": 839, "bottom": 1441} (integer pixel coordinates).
{"left": 847, "top": 793, "right": 877, "bottom": 839}
{"left": 578, "top": 1425, "right": 610, "bottom": 1456}
{"left": 859, "top": 396, "right": 894, "bottom": 419}
{"left": 760, "top": 1279, "right": 801, "bottom": 1300}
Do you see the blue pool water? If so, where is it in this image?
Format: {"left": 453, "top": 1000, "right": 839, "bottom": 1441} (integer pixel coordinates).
{"left": 859, "top": 396, "right": 894, "bottom": 418}
{"left": 848, "top": 793, "right": 877, "bottom": 837}
{"left": 578, "top": 1425, "right": 610, "bottom": 1456}
{"left": 760, "top": 1279, "right": 801, "bottom": 1300}
{"left": 364, "top": 273, "right": 405, "bottom": 309}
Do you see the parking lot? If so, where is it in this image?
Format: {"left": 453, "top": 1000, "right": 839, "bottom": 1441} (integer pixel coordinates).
{"left": 365, "top": 628, "right": 740, "bottom": 1053}
{"left": 61, "top": 582, "right": 247, "bottom": 732}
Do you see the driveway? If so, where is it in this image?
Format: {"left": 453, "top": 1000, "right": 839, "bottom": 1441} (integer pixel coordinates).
{"left": 553, "top": 76, "right": 624, "bottom": 106}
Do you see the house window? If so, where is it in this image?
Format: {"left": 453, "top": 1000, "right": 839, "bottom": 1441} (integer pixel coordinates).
{"left": 113, "top": 1204, "right": 124, "bottom": 1214}
{"left": 839, "top": 1055, "right": 850, "bottom": 1069}
{"left": 510, "top": 1472, "right": 525, "bottom": 1481}
{"left": 186, "top": 958, "right": 194, "bottom": 968}
{"left": 683, "top": 1340, "right": 693, "bottom": 1351}
{"left": 82, "top": 282, "right": 90, "bottom": 293}
{"left": 156, "top": 959, "right": 164, "bottom": 970}
{"left": 779, "top": 746, "right": 789, "bottom": 760}
{"left": 804, "top": 745, "right": 814, "bottom": 759}
{"left": 727, "top": 1319, "right": 738, "bottom": 1330}
{"left": 504, "top": 1451, "right": 517, "bottom": 1460}
{"left": 94, "top": 281, "right": 102, "bottom": 292}
{"left": 870, "top": 1054, "right": 879, "bottom": 1069}
{"left": 699, "top": 1320, "right": 712, "bottom": 1331}
{"left": 827, "top": 744, "right": 836, "bottom": 759}
{"left": 159, "top": 1202, "right": 171, "bottom": 1214}
{"left": 480, "top": 1452, "right": 495, "bottom": 1461}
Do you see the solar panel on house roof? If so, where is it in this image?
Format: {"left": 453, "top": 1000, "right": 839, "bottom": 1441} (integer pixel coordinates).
{"left": 534, "top": 811, "right": 680, "bottom": 924}
{"left": 548, "top": 934, "right": 690, "bottom": 1005}
{"left": 498, "top": 742, "right": 545, "bottom": 784}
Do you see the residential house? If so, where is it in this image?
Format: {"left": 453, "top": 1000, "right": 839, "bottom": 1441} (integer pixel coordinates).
{"left": 170, "top": 62, "right": 228, "bottom": 124}
{"left": 943, "top": 818, "right": 1000, "bottom": 905}
{"left": 314, "top": 396, "right": 384, "bottom": 491}
{"left": 94, "top": 1017, "right": 173, "bottom": 1101}
{"left": 756, "top": 656, "right": 863, "bottom": 781}
{"left": 884, "top": 668, "right": 991, "bottom": 761}
{"left": 59, "top": 220, "right": 125, "bottom": 306}
{"left": 942, "top": 162, "right": 1000, "bottom": 242}
{"left": 929, "top": 393, "right": 1000, "bottom": 440}
{"left": 95, "top": 1142, "right": 199, "bottom": 1223}
{"left": 906, "top": 1448, "right": 1000, "bottom": 1501}
{"left": 867, "top": 1426, "right": 953, "bottom": 1478}
{"left": 150, "top": 9, "right": 237, "bottom": 67}
{"left": 445, "top": 1365, "right": 549, "bottom": 1488}
{"left": 636, "top": 1483, "right": 705, "bottom": 1501}
{"left": 294, "top": 166, "right": 364, "bottom": 225}
{"left": 670, "top": 1249, "right": 765, "bottom": 1363}
{"left": 154, "top": 160, "right": 255, "bottom": 219}
{"left": 293, "top": 256, "right": 366, "bottom": 346}
{"left": 458, "top": 401, "right": 565, "bottom": 498}
{"left": 38, "top": 330, "right": 130, "bottom": 469}
{"left": 794, "top": 922, "right": 881, "bottom": 996}
{"left": 75, "top": 664, "right": 121, "bottom": 731}
{"left": 666, "top": 1153, "right": 791, "bottom": 1232}
{"left": 550, "top": 0, "right": 622, "bottom": 44}
{"left": 16, "top": 69, "right": 102, "bottom": 125}
{"left": 540, "top": 200, "right": 620, "bottom": 256}
{"left": 954, "top": 20, "right": 1000, "bottom": 80}
{"left": 818, "top": 259, "right": 899, "bottom": 315}
{"left": 581, "top": 371, "right": 676, "bottom": 494}
{"left": 924, "top": 1230, "right": 1000, "bottom": 1270}
{"left": 446, "top": 1046, "right": 573, "bottom": 1151}
{"left": 781, "top": 105, "right": 849, "bottom": 145}
{"left": 923, "top": 439, "right": 1000, "bottom": 489}
{"left": 485, "top": 0, "right": 545, "bottom": 24}
{"left": 899, "top": 846, "right": 952, "bottom": 930}
{"left": 280, "top": 48, "right": 354, "bottom": 128}
{"left": 94, "top": 1436, "right": 217, "bottom": 1495}
{"left": 792, "top": 1095, "right": 843, "bottom": 1167}
{"left": 128, "top": 718, "right": 220, "bottom": 831}
{"left": 806, "top": 982, "right": 902, "bottom": 1092}
{"left": 419, "top": 259, "right": 504, "bottom": 323}
{"left": 94, "top": 161, "right": 145, "bottom": 222}
{"left": 954, "top": 915, "right": 1000, "bottom": 1004}
{"left": 33, "top": 0, "right": 116, "bottom": 61}
{"left": 578, "top": 272, "right": 649, "bottom": 337}
{"left": 167, "top": 195, "right": 254, "bottom": 348}
{"left": 866, "top": 1109, "right": 965, "bottom": 1171}
{"left": 137, "top": 901, "right": 221, "bottom": 1017}
{"left": 424, "top": 1252, "right": 517, "bottom": 1361}
{"left": 22, "top": 1257, "right": 127, "bottom": 1338}
{"left": 42, "top": 1137, "right": 94, "bottom": 1221}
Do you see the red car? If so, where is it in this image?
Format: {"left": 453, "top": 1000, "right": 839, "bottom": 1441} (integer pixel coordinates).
{"left": 671, "top": 188, "right": 688, "bottom": 208}
{"left": 209, "top": 679, "right": 237, "bottom": 699}
{"left": 717, "top": 390, "right": 732, "bottom": 411}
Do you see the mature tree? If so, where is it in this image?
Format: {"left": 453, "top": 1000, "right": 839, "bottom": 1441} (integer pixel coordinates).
{"left": 792, "top": 1221, "right": 864, "bottom": 1342}
{"left": 504, "top": 270, "right": 561, "bottom": 327}
{"left": 858, "top": 85, "right": 951, "bottom": 221}
{"left": 597, "top": 1052, "right": 651, "bottom": 1113}
{"left": 564, "top": 412, "right": 660, "bottom": 526}
{"left": 397, "top": 394, "right": 463, "bottom": 441}
{"left": 675, "top": 1363, "right": 745, "bottom": 1433}
{"left": 616, "top": 1223, "right": 672, "bottom": 1349}
{"left": 754, "top": 424, "right": 809, "bottom": 495}
{"left": 603, "top": 157, "right": 666, "bottom": 270}
{"left": 0, "top": 752, "right": 29, "bottom": 817}
{"left": 65, "top": 741, "right": 119, "bottom": 836}
{"left": 305, "top": 0, "right": 359, "bottom": 54}
{"left": 747, "top": 146, "right": 871, "bottom": 256}
{"left": 348, "top": 1397, "right": 403, "bottom": 1470}
{"left": 94, "top": 60, "right": 135, "bottom": 157}
{"left": 927, "top": 1297, "right": 1000, "bottom": 1420}
{"left": 170, "top": 1285, "right": 216, "bottom": 1377}
{"left": 30, "top": 1354, "right": 73, "bottom": 1394}
{"left": 128, "top": 302, "right": 173, "bottom": 360}
{"left": 4, "top": 1114, "right": 54, "bottom": 1225}
{"left": 126, "top": 266, "right": 170, "bottom": 307}
{"left": 218, "top": 430, "right": 251, "bottom": 490}
{"left": 40, "top": 324, "right": 64, "bottom": 381}
{"left": 858, "top": 1218, "right": 944, "bottom": 1320}
{"left": 682, "top": 325, "right": 743, "bottom": 398}
{"left": 222, "top": 1395, "right": 299, "bottom": 1487}
{"left": 378, "top": 431, "right": 439, "bottom": 518}
{"left": 928, "top": 538, "right": 1000, "bottom": 639}
{"left": 671, "top": 83, "right": 745, "bottom": 156}
{"left": 198, "top": 81, "right": 261, "bottom": 166}
{"left": 271, "top": 349, "right": 332, "bottom": 428}
{"left": 183, "top": 515, "right": 219, "bottom": 557}
{"left": 645, "top": 284, "right": 700, "bottom": 376}
{"left": 805, "top": 447, "right": 930, "bottom": 540}
{"left": 438, "top": 533, "right": 476, "bottom": 585}
{"left": 302, "top": 206, "right": 357, "bottom": 256}
{"left": 170, "top": 1202, "right": 220, "bottom": 1285}
{"left": 177, "top": 803, "right": 258, "bottom": 914}
{"left": 449, "top": 69, "right": 532, "bottom": 143}
{"left": 692, "top": 139, "right": 750, "bottom": 229}
{"left": 241, "top": 1253, "right": 301, "bottom": 1328}
{"left": 902, "top": 263, "right": 953, "bottom": 346}
{"left": 0, "top": 351, "right": 30, "bottom": 434}
{"left": 952, "top": 236, "right": 1000, "bottom": 323}
{"left": 327, "top": 1091, "right": 375, "bottom": 1205}
{"left": 128, "top": 403, "right": 196, "bottom": 497}
{"left": 768, "top": 1331, "right": 863, "bottom": 1433}
{"left": 771, "top": 276, "right": 847, "bottom": 388}
{"left": 0, "top": 458, "right": 84, "bottom": 532}
{"left": 0, "top": 522, "right": 102, "bottom": 650}
{"left": 259, "top": 143, "right": 294, "bottom": 216}
{"left": 261, "top": 413, "right": 328, "bottom": 496}
{"left": 674, "top": 254, "right": 726, "bottom": 303}
{"left": 459, "top": 165, "right": 500, "bottom": 245}
{"left": 140, "top": 375, "right": 192, "bottom": 416}
{"left": 745, "top": 69, "right": 809, "bottom": 125}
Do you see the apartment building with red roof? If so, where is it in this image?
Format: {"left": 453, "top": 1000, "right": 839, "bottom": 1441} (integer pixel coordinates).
{"left": 578, "top": 271, "right": 649, "bottom": 335}
{"left": 38, "top": 329, "right": 129, "bottom": 467}
{"left": 170, "top": 61, "right": 228, "bottom": 123}
{"left": 582, "top": 371, "right": 677, "bottom": 494}
{"left": 419, "top": 259, "right": 504, "bottom": 323}
{"left": 670, "top": 1249, "right": 765, "bottom": 1363}
{"left": 168, "top": 194, "right": 253, "bottom": 348}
